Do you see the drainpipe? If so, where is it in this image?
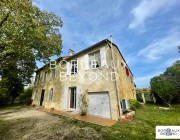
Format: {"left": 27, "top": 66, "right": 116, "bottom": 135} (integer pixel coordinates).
{"left": 109, "top": 35, "right": 122, "bottom": 119}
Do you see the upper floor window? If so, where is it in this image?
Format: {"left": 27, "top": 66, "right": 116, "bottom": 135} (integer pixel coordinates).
{"left": 35, "top": 74, "right": 40, "bottom": 84}
{"left": 71, "top": 60, "right": 77, "bottom": 74}
{"left": 44, "top": 71, "right": 48, "bottom": 82}
{"left": 130, "top": 76, "right": 133, "bottom": 83}
{"left": 89, "top": 50, "right": 101, "bottom": 69}
{"left": 51, "top": 69, "right": 56, "bottom": 79}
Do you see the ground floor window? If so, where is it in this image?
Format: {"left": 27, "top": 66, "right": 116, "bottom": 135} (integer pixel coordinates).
{"left": 49, "top": 88, "right": 54, "bottom": 102}
{"left": 70, "top": 87, "right": 76, "bottom": 109}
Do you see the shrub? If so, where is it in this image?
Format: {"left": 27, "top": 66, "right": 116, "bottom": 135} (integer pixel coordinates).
{"left": 19, "top": 87, "right": 33, "bottom": 105}
{"left": 78, "top": 90, "right": 88, "bottom": 116}
{"left": 136, "top": 93, "right": 143, "bottom": 102}
{"left": 129, "top": 99, "right": 142, "bottom": 111}
{"left": 150, "top": 75, "right": 177, "bottom": 107}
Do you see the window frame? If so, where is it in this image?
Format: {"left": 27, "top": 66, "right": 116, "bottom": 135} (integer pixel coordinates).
{"left": 69, "top": 87, "right": 77, "bottom": 109}
{"left": 71, "top": 60, "right": 77, "bottom": 75}
{"left": 44, "top": 71, "right": 48, "bottom": 82}
{"left": 89, "top": 50, "right": 101, "bottom": 69}
{"left": 51, "top": 69, "right": 56, "bottom": 80}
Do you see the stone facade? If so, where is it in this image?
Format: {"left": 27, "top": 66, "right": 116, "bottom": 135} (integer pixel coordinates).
{"left": 32, "top": 40, "right": 136, "bottom": 121}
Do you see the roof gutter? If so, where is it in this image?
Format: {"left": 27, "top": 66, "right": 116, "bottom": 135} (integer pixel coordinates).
{"left": 107, "top": 36, "right": 122, "bottom": 120}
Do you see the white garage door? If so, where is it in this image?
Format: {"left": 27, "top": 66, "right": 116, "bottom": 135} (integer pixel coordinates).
{"left": 88, "top": 92, "right": 111, "bottom": 119}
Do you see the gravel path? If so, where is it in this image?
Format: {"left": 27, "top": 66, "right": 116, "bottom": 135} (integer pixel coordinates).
{"left": 0, "top": 107, "right": 102, "bottom": 140}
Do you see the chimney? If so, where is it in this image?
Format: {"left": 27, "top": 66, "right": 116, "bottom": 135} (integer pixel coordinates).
{"left": 68, "top": 49, "right": 74, "bottom": 56}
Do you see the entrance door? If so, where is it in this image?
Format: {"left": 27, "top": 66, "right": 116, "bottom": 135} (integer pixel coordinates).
{"left": 70, "top": 87, "right": 76, "bottom": 109}
{"left": 40, "top": 89, "right": 45, "bottom": 106}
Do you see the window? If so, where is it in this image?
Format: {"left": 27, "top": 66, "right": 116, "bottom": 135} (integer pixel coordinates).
{"left": 71, "top": 60, "right": 77, "bottom": 74}
{"left": 51, "top": 69, "right": 56, "bottom": 79}
{"left": 89, "top": 50, "right": 101, "bottom": 69}
{"left": 49, "top": 88, "right": 54, "bottom": 102}
{"left": 121, "top": 62, "right": 124, "bottom": 67}
{"left": 70, "top": 87, "right": 76, "bottom": 109}
{"left": 44, "top": 71, "right": 48, "bottom": 82}
{"left": 34, "top": 74, "right": 38, "bottom": 84}
{"left": 36, "top": 74, "right": 40, "bottom": 84}
{"left": 130, "top": 76, "right": 133, "bottom": 83}
{"left": 34, "top": 91, "right": 38, "bottom": 100}
{"left": 40, "top": 73, "right": 43, "bottom": 82}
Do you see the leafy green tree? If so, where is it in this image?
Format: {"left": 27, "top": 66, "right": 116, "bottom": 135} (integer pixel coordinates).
{"left": 0, "top": 0, "right": 63, "bottom": 105}
{"left": 0, "top": 63, "right": 24, "bottom": 104}
{"left": 150, "top": 74, "right": 177, "bottom": 107}
{"left": 0, "top": 0, "right": 62, "bottom": 80}
{"left": 164, "top": 60, "right": 180, "bottom": 90}
{"left": 19, "top": 87, "right": 33, "bottom": 105}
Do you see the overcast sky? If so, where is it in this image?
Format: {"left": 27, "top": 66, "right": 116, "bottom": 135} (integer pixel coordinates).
{"left": 34, "top": 0, "right": 180, "bottom": 88}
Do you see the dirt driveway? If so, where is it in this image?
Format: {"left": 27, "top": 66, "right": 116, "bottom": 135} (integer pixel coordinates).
{"left": 0, "top": 107, "right": 103, "bottom": 140}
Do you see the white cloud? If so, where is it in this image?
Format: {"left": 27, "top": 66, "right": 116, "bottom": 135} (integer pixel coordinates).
{"left": 138, "top": 32, "right": 180, "bottom": 60}
{"left": 129, "top": 0, "right": 177, "bottom": 29}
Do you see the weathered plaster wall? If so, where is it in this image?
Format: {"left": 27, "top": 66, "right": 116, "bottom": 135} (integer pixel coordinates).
{"left": 60, "top": 44, "right": 119, "bottom": 120}
{"left": 32, "top": 42, "right": 135, "bottom": 121}
{"left": 111, "top": 44, "right": 136, "bottom": 100}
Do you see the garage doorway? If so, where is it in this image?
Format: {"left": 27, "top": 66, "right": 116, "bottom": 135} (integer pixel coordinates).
{"left": 88, "top": 92, "right": 111, "bottom": 119}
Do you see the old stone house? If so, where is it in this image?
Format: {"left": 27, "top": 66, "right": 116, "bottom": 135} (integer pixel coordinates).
{"left": 32, "top": 39, "right": 136, "bottom": 121}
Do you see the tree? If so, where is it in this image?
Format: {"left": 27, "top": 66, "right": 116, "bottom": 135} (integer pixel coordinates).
{"left": 0, "top": 0, "right": 63, "bottom": 105}
{"left": 150, "top": 75, "right": 178, "bottom": 107}
{"left": 0, "top": 0, "right": 63, "bottom": 80}
{"left": 0, "top": 63, "right": 24, "bottom": 104}
{"left": 19, "top": 87, "right": 33, "bottom": 105}
{"left": 150, "top": 60, "right": 180, "bottom": 106}
{"left": 164, "top": 60, "right": 180, "bottom": 90}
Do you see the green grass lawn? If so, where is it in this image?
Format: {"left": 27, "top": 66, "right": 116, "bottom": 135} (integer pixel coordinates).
{"left": 0, "top": 104, "right": 179, "bottom": 140}
{"left": 102, "top": 104, "right": 180, "bottom": 140}
{"left": 65, "top": 104, "right": 180, "bottom": 140}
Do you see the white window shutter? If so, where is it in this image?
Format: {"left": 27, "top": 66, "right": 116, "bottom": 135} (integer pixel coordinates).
{"left": 54, "top": 69, "right": 57, "bottom": 78}
{"left": 76, "top": 59, "right": 78, "bottom": 73}
{"left": 52, "top": 88, "right": 55, "bottom": 102}
{"left": 84, "top": 54, "right": 89, "bottom": 70}
{"left": 76, "top": 86, "right": 82, "bottom": 111}
{"left": 100, "top": 46, "right": 107, "bottom": 66}
{"left": 63, "top": 87, "right": 68, "bottom": 109}
{"left": 50, "top": 71, "right": 53, "bottom": 80}
{"left": 66, "top": 62, "right": 71, "bottom": 75}
{"left": 41, "top": 73, "right": 44, "bottom": 82}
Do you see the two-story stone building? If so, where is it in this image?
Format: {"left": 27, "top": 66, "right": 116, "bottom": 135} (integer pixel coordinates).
{"left": 32, "top": 39, "right": 136, "bottom": 121}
